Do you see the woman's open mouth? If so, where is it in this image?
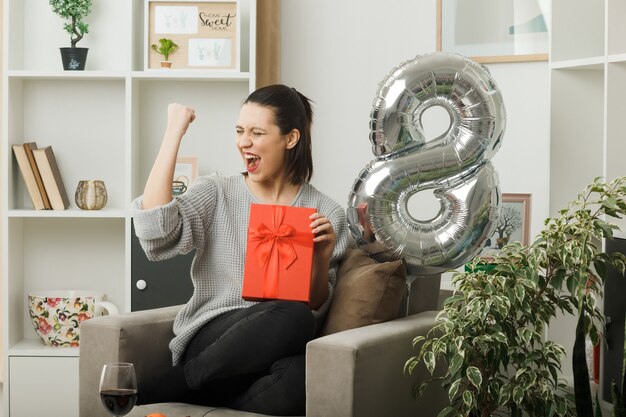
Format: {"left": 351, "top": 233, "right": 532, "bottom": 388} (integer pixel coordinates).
{"left": 245, "top": 153, "right": 260, "bottom": 173}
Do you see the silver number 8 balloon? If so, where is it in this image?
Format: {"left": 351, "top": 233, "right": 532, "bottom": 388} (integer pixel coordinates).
{"left": 347, "top": 52, "right": 506, "bottom": 276}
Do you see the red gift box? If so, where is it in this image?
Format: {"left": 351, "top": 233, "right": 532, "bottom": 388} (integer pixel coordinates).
{"left": 242, "top": 204, "right": 316, "bottom": 303}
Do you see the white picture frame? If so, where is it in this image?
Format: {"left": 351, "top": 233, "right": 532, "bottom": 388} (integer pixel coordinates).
{"left": 481, "top": 193, "right": 532, "bottom": 259}
{"left": 437, "top": 0, "right": 549, "bottom": 63}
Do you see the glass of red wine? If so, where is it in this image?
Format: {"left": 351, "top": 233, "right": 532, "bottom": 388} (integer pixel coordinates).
{"left": 99, "top": 362, "right": 138, "bottom": 417}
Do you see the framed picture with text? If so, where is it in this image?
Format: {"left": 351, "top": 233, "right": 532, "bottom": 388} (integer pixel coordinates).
{"left": 437, "top": 0, "right": 549, "bottom": 63}
{"left": 481, "top": 193, "right": 532, "bottom": 258}
{"left": 173, "top": 156, "right": 198, "bottom": 196}
{"left": 145, "top": 0, "right": 240, "bottom": 70}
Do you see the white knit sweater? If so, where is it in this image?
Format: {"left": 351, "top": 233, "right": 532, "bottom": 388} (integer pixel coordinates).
{"left": 132, "top": 173, "right": 349, "bottom": 365}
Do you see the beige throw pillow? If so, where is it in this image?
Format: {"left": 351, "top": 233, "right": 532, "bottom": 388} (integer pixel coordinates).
{"left": 320, "top": 248, "right": 407, "bottom": 336}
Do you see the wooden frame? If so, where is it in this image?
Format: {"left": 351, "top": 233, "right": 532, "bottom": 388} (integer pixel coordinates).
{"left": 173, "top": 156, "right": 198, "bottom": 196}
{"left": 481, "top": 193, "right": 532, "bottom": 258}
{"left": 436, "top": 0, "right": 548, "bottom": 64}
{"left": 145, "top": 0, "right": 240, "bottom": 70}
{"left": 256, "top": 0, "right": 281, "bottom": 88}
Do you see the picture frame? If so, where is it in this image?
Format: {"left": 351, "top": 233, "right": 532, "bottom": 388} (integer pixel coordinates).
{"left": 173, "top": 156, "right": 198, "bottom": 196}
{"left": 145, "top": 0, "right": 240, "bottom": 70}
{"left": 437, "top": 0, "right": 549, "bottom": 63}
{"left": 480, "top": 193, "right": 532, "bottom": 258}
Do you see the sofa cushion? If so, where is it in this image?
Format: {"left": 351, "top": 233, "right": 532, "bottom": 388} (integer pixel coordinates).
{"left": 320, "top": 248, "right": 407, "bottom": 336}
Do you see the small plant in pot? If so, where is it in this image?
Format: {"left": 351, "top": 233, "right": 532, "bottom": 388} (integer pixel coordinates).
{"left": 49, "top": 0, "right": 92, "bottom": 70}
{"left": 151, "top": 38, "right": 179, "bottom": 68}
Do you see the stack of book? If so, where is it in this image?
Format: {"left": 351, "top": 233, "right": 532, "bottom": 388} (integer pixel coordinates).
{"left": 13, "top": 142, "right": 70, "bottom": 210}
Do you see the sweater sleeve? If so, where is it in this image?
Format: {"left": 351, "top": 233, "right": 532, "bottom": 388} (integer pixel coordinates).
{"left": 131, "top": 175, "right": 218, "bottom": 261}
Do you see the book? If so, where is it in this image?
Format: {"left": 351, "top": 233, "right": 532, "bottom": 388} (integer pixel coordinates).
{"left": 32, "top": 146, "right": 70, "bottom": 210}
{"left": 23, "top": 142, "right": 52, "bottom": 210}
{"left": 12, "top": 144, "right": 46, "bottom": 210}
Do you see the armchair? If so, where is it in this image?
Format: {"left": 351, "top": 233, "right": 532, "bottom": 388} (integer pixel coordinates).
{"left": 80, "top": 274, "right": 448, "bottom": 417}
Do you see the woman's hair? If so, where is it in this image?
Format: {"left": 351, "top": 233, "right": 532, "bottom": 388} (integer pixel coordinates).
{"left": 244, "top": 84, "right": 313, "bottom": 185}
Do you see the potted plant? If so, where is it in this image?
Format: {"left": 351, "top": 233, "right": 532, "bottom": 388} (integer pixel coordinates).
{"left": 151, "top": 38, "right": 179, "bottom": 68}
{"left": 406, "top": 177, "right": 626, "bottom": 417}
{"left": 49, "top": 0, "right": 92, "bottom": 70}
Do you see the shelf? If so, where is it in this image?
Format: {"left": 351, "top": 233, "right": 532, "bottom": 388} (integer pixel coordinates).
{"left": 7, "top": 208, "right": 127, "bottom": 218}
{"left": 550, "top": 56, "right": 605, "bottom": 70}
{"left": 7, "top": 70, "right": 128, "bottom": 81}
{"left": 131, "top": 70, "right": 252, "bottom": 81}
{"left": 608, "top": 53, "right": 626, "bottom": 64}
{"left": 9, "top": 339, "right": 79, "bottom": 358}
{"left": 7, "top": 70, "right": 253, "bottom": 82}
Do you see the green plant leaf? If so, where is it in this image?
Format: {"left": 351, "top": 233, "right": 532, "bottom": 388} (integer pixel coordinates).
{"left": 448, "top": 378, "right": 461, "bottom": 402}
{"left": 515, "top": 285, "right": 525, "bottom": 303}
{"left": 552, "top": 268, "right": 566, "bottom": 289}
{"left": 498, "top": 385, "right": 511, "bottom": 407}
{"left": 412, "top": 335, "right": 426, "bottom": 347}
{"left": 566, "top": 274, "right": 576, "bottom": 295}
{"left": 404, "top": 357, "right": 418, "bottom": 375}
{"left": 466, "top": 366, "right": 482, "bottom": 389}
{"left": 449, "top": 353, "right": 464, "bottom": 377}
{"left": 556, "top": 398, "right": 566, "bottom": 416}
{"left": 517, "top": 328, "right": 532, "bottom": 345}
{"left": 424, "top": 351, "right": 436, "bottom": 375}
{"left": 442, "top": 295, "right": 464, "bottom": 307}
{"left": 523, "top": 371, "right": 537, "bottom": 390}
{"left": 513, "top": 386, "right": 524, "bottom": 405}
{"left": 492, "top": 331, "right": 507, "bottom": 344}
{"left": 436, "top": 406, "right": 455, "bottom": 417}
{"left": 463, "top": 389, "right": 474, "bottom": 407}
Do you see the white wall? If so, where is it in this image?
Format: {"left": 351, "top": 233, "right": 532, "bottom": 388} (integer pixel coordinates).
{"left": 280, "top": 0, "right": 551, "bottom": 246}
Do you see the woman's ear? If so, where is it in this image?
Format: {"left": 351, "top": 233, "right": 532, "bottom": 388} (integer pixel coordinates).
{"left": 286, "top": 129, "right": 300, "bottom": 149}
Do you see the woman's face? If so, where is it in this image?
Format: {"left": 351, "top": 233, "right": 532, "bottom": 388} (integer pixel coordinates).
{"left": 236, "top": 103, "right": 298, "bottom": 184}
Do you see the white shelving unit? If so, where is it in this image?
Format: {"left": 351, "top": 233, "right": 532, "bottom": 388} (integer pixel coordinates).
{"left": 550, "top": 0, "right": 626, "bottom": 216}
{"left": 2, "top": 0, "right": 258, "bottom": 415}
{"left": 549, "top": 0, "right": 626, "bottom": 408}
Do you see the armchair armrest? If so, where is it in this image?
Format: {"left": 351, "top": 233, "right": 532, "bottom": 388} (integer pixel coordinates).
{"left": 79, "top": 305, "right": 181, "bottom": 417}
{"left": 306, "top": 310, "right": 447, "bottom": 417}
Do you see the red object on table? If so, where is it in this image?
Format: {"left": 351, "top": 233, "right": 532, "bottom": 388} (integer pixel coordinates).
{"left": 242, "top": 204, "right": 315, "bottom": 303}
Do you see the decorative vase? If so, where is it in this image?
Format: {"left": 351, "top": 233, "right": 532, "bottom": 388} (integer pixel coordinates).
{"left": 75, "top": 180, "right": 107, "bottom": 210}
{"left": 60, "top": 47, "right": 89, "bottom": 70}
{"left": 28, "top": 290, "right": 118, "bottom": 347}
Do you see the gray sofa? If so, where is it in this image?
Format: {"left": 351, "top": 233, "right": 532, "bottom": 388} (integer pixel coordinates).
{"left": 79, "top": 277, "right": 448, "bottom": 417}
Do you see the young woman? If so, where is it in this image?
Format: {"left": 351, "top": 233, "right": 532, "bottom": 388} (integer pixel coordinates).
{"left": 132, "top": 84, "right": 349, "bottom": 415}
